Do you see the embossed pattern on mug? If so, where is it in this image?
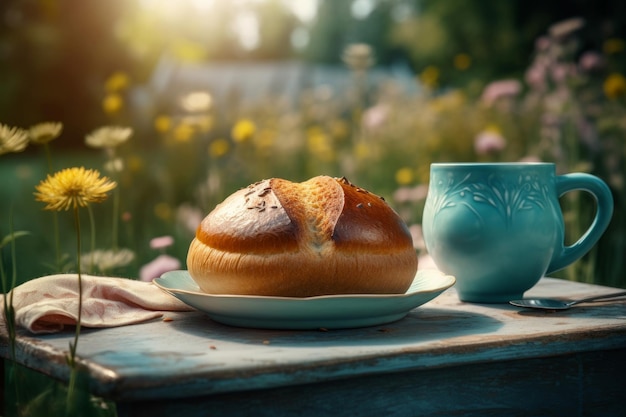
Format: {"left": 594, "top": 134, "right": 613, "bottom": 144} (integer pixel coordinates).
{"left": 427, "top": 170, "right": 551, "bottom": 228}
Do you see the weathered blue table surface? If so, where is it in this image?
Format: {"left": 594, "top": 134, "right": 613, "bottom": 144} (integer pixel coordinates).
{"left": 2, "top": 276, "right": 626, "bottom": 417}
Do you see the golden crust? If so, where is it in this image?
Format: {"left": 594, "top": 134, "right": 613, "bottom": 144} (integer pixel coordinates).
{"left": 187, "top": 176, "right": 418, "bottom": 296}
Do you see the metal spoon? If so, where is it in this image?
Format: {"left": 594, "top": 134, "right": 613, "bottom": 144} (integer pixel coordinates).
{"left": 509, "top": 290, "right": 626, "bottom": 310}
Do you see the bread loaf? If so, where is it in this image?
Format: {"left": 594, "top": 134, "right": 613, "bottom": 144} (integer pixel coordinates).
{"left": 186, "top": 176, "right": 418, "bottom": 296}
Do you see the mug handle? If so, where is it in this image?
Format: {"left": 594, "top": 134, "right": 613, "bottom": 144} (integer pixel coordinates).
{"left": 547, "top": 173, "right": 614, "bottom": 274}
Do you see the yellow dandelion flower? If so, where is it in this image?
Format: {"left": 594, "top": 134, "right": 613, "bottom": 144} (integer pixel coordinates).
{"left": 127, "top": 155, "right": 144, "bottom": 172}
{"left": 307, "top": 129, "right": 334, "bottom": 161}
{"left": 453, "top": 53, "right": 471, "bottom": 71}
{"left": 254, "top": 129, "right": 275, "bottom": 151}
{"left": 209, "top": 138, "right": 230, "bottom": 158}
{"left": 603, "top": 73, "right": 626, "bottom": 99}
{"left": 29, "top": 122, "right": 63, "bottom": 145}
{"left": 0, "top": 123, "right": 29, "bottom": 155}
{"left": 173, "top": 122, "right": 195, "bottom": 143}
{"left": 34, "top": 167, "right": 117, "bottom": 211}
{"left": 395, "top": 167, "right": 414, "bottom": 185}
{"left": 330, "top": 119, "right": 349, "bottom": 142}
{"left": 420, "top": 66, "right": 440, "bottom": 88}
{"left": 85, "top": 126, "right": 133, "bottom": 149}
{"left": 154, "top": 115, "right": 172, "bottom": 134}
{"left": 154, "top": 202, "right": 172, "bottom": 220}
{"left": 105, "top": 71, "right": 130, "bottom": 93}
{"left": 232, "top": 119, "right": 256, "bottom": 143}
{"left": 102, "top": 93, "right": 124, "bottom": 115}
{"left": 354, "top": 142, "right": 370, "bottom": 161}
{"left": 603, "top": 38, "right": 625, "bottom": 55}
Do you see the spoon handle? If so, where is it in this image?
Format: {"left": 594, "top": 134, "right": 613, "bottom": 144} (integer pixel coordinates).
{"left": 569, "top": 290, "right": 626, "bottom": 306}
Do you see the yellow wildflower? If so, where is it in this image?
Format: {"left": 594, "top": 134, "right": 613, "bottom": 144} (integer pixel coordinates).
{"left": 307, "top": 128, "right": 334, "bottom": 161}
{"left": 330, "top": 119, "right": 349, "bottom": 142}
{"left": 102, "top": 93, "right": 124, "bottom": 114}
{"left": 180, "top": 91, "right": 213, "bottom": 113}
{"left": 420, "top": 66, "right": 440, "bottom": 88}
{"left": 105, "top": 71, "right": 130, "bottom": 92}
{"left": 34, "top": 167, "right": 117, "bottom": 211}
{"left": 154, "top": 115, "right": 172, "bottom": 134}
{"left": 29, "top": 122, "right": 63, "bottom": 145}
{"left": 603, "top": 73, "right": 626, "bottom": 100}
{"left": 154, "top": 202, "right": 172, "bottom": 220}
{"left": 85, "top": 126, "right": 133, "bottom": 149}
{"left": 172, "top": 39, "right": 207, "bottom": 63}
{"left": 603, "top": 38, "right": 625, "bottom": 55}
{"left": 453, "top": 53, "right": 471, "bottom": 71}
{"left": 127, "top": 155, "right": 144, "bottom": 172}
{"left": 254, "top": 129, "right": 275, "bottom": 151}
{"left": 0, "top": 123, "right": 29, "bottom": 155}
{"left": 173, "top": 122, "right": 194, "bottom": 143}
{"left": 232, "top": 119, "right": 256, "bottom": 143}
{"left": 194, "top": 115, "right": 214, "bottom": 133}
{"left": 354, "top": 142, "right": 370, "bottom": 161}
{"left": 395, "top": 167, "right": 414, "bottom": 185}
{"left": 342, "top": 43, "right": 375, "bottom": 71}
{"left": 209, "top": 138, "right": 230, "bottom": 158}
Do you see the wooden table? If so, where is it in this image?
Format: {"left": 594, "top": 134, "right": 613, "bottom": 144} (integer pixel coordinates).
{"left": 2, "top": 276, "right": 626, "bottom": 417}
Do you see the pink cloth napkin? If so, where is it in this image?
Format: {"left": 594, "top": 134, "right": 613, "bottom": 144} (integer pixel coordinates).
{"left": 1, "top": 274, "right": 194, "bottom": 334}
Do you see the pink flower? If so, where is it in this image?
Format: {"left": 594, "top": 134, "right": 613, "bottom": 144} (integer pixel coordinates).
{"left": 393, "top": 184, "right": 428, "bottom": 204}
{"left": 535, "top": 36, "right": 551, "bottom": 52}
{"left": 518, "top": 155, "right": 542, "bottom": 163}
{"left": 150, "top": 235, "right": 174, "bottom": 250}
{"left": 474, "top": 129, "right": 506, "bottom": 155}
{"left": 409, "top": 224, "right": 426, "bottom": 251}
{"left": 481, "top": 79, "right": 522, "bottom": 106}
{"left": 579, "top": 51, "right": 605, "bottom": 72}
{"left": 176, "top": 203, "right": 204, "bottom": 234}
{"left": 362, "top": 104, "right": 389, "bottom": 131}
{"left": 140, "top": 254, "right": 181, "bottom": 282}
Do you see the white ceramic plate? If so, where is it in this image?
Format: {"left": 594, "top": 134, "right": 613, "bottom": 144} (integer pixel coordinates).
{"left": 154, "top": 270, "right": 456, "bottom": 329}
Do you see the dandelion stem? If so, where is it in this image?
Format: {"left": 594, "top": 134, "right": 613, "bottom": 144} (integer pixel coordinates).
{"left": 66, "top": 206, "right": 83, "bottom": 413}
{"left": 87, "top": 205, "right": 96, "bottom": 274}
{"left": 112, "top": 185, "right": 120, "bottom": 251}
{"left": 1, "top": 209, "right": 22, "bottom": 410}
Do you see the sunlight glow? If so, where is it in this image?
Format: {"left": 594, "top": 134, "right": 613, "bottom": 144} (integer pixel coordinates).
{"left": 233, "top": 10, "right": 260, "bottom": 50}
{"left": 285, "top": 0, "right": 319, "bottom": 23}
{"left": 351, "top": 0, "right": 376, "bottom": 20}
{"left": 133, "top": 0, "right": 322, "bottom": 53}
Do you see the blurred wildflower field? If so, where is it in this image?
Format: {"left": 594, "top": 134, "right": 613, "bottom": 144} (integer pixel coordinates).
{"left": 3, "top": 18, "right": 626, "bottom": 291}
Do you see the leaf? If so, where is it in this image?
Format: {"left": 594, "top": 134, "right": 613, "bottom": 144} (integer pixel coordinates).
{"left": 0, "top": 231, "right": 31, "bottom": 248}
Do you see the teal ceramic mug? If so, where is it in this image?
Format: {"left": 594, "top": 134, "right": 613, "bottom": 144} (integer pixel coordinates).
{"left": 422, "top": 163, "right": 614, "bottom": 303}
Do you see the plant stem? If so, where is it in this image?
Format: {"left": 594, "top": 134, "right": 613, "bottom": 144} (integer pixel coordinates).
{"left": 1, "top": 210, "right": 22, "bottom": 411}
{"left": 112, "top": 186, "right": 120, "bottom": 251}
{"left": 87, "top": 205, "right": 96, "bottom": 274}
{"left": 66, "top": 206, "right": 83, "bottom": 414}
